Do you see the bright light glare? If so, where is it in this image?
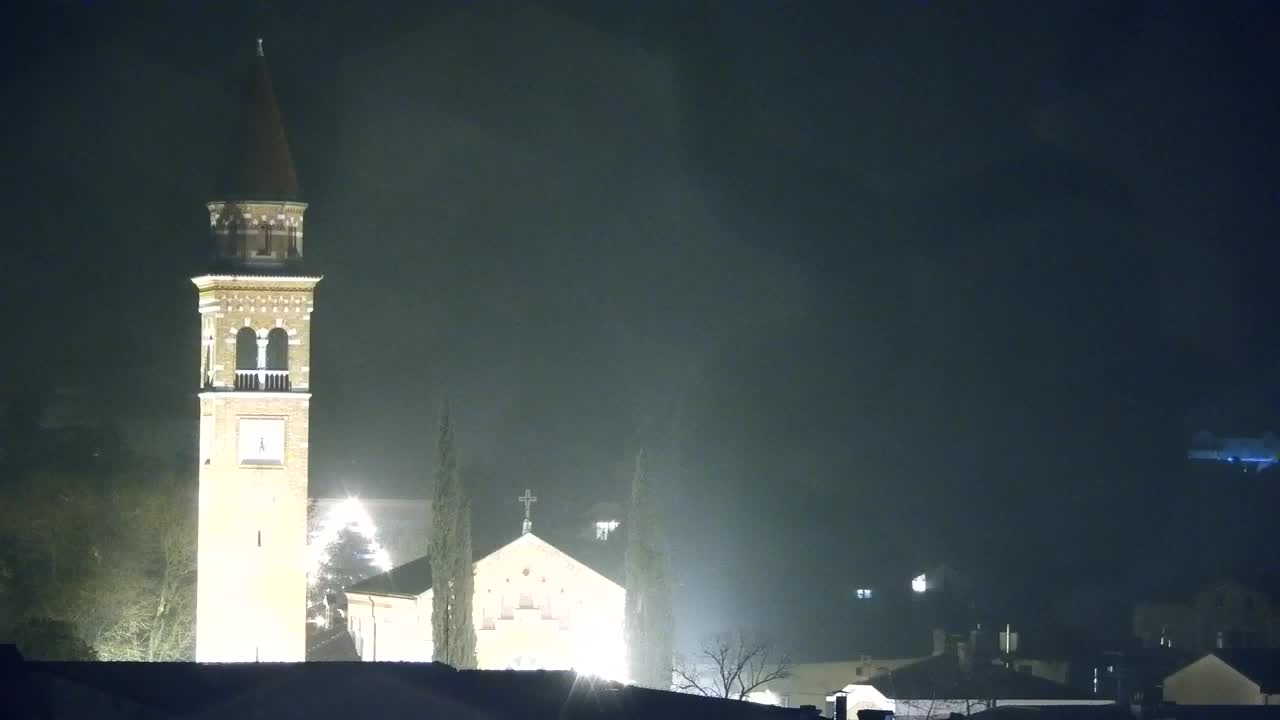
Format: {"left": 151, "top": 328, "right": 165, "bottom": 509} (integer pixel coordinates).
{"left": 747, "top": 689, "right": 782, "bottom": 706}
{"left": 307, "top": 496, "right": 395, "bottom": 587}
{"left": 572, "top": 607, "right": 627, "bottom": 682}
{"left": 911, "top": 574, "right": 927, "bottom": 593}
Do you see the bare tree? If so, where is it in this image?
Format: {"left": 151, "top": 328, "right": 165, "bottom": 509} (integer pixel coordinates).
{"left": 0, "top": 469, "right": 196, "bottom": 661}
{"left": 90, "top": 481, "right": 196, "bottom": 661}
{"left": 673, "top": 630, "right": 792, "bottom": 701}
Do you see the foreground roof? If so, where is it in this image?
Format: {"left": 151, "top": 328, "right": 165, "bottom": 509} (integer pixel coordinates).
{"left": 1148, "top": 707, "right": 1280, "bottom": 720}
{"left": 9, "top": 654, "right": 820, "bottom": 720}
{"left": 969, "top": 706, "right": 1132, "bottom": 720}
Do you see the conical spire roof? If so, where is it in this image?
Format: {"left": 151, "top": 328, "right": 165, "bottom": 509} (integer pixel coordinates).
{"left": 215, "top": 39, "right": 300, "bottom": 201}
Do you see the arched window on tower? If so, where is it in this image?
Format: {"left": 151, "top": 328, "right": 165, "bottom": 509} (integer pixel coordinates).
{"left": 235, "top": 327, "right": 258, "bottom": 390}
{"left": 233, "top": 217, "right": 248, "bottom": 259}
{"left": 203, "top": 340, "right": 215, "bottom": 388}
{"left": 287, "top": 225, "right": 299, "bottom": 257}
{"left": 223, "top": 218, "right": 239, "bottom": 258}
{"left": 266, "top": 328, "right": 290, "bottom": 391}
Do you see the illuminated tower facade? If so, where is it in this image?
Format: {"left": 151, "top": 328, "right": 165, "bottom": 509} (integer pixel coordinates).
{"left": 194, "top": 40, "right": 319, "bottom": 662}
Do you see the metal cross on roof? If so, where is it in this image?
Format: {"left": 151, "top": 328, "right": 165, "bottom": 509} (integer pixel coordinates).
{"left": 518, "top": 489, "right": 537, "bottom": 535}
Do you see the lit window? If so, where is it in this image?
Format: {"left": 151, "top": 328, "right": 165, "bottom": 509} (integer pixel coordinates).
{"left": 912, "top": 574, "right": 928, "bottom": 593}
{"left": 595, "top": 520, "right": 621, "bottom": 541}
{"left": 856, "top": 588, "right": 873, "bottom": 599}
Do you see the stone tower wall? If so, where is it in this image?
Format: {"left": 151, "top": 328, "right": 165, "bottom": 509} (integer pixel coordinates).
{"left": 194, "top": 275, "right": 318, "bottom": 662}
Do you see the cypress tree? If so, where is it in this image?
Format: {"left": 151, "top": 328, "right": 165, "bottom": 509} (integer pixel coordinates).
{"left": 426, "top": 401, "right": 477, "bottom": 668}
{"left": 624, "top": 449, "right": 674, "bottom": 688}
{"left": 428, "top": 401, "right": 470, "bottom": 665}
{"left": 449, "top": 497, "right": 478, "bottom": 668}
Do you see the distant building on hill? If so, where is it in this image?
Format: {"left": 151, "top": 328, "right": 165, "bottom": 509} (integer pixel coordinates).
{"left": 1134, "top": 578, "right": 1280, "bottom": 653}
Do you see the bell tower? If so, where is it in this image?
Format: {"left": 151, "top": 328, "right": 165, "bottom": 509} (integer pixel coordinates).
{"left": 193, "top": 39, "right": 319, "bottom": 662}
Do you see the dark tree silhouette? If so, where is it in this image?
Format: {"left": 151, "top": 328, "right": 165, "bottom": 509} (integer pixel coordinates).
{"left": 673, "top": 630, "right": 791, "bottom": 701}
{"left": 309, "top": 525, "right": 381, "bottom": 621}
{"left": 9, "top": 617, "right": 99, "bottom": 661}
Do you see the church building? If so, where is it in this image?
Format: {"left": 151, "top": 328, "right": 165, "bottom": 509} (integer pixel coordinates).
{"left": 344, "top": 497, "right": 626, "bottom": 679}
{"left": 193, "top": 39, "right": 318, "bottom": 662}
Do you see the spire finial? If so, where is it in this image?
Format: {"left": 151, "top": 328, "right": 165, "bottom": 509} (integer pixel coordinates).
{"left": 256, "top": 38, "right": 264, "bottom": 57}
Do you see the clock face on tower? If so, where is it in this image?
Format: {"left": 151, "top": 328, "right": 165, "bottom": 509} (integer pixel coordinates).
{"left": 239, "top": 417, "right": 286, "bottom": 466}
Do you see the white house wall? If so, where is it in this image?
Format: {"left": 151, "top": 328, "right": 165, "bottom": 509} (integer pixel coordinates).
{"left": 345, "top": 593, "right": 428, "bottom": 662}
{"left": 1163, "top": 654, "right": 1269, "bottom": 705}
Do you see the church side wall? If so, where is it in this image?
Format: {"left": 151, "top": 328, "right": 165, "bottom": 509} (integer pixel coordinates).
{"left": 345, "top": 593, "right": 428, "bottom": 661}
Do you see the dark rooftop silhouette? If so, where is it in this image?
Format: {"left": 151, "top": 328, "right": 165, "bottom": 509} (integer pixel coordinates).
{"left": 865, "top": 653, "right": 1097, "bottom": 701}
{"left": 3, "top": 647, "right": 822, "bottom": 720}
{"left": 969, "top": 706, "right": 1134, "bottom": 720}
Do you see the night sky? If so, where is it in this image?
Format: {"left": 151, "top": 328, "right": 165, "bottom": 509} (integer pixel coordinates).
{"left": 4, "top": 0, "right": 1280, "bottom": 659}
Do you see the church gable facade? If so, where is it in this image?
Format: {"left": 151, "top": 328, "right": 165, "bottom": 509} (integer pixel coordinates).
{"left": 345, "top": 533, "right": 626, "bottom": 678}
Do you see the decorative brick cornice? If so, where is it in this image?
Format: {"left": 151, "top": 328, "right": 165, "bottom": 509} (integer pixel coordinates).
{"left": 192, "top": 274, "right": 323, "bottom": 292}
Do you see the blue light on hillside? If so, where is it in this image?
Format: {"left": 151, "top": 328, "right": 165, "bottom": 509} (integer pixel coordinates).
{"left": 1187, "top": 431, "right": 1280, "bottom": 472}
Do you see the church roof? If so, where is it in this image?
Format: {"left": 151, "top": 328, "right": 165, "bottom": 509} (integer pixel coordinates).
{"left": 345, "top": 532, "right": 617, "bottom": 597}
{"left": 215, "top": 39, "right": 301, "bottom": 201}
{"left": 345, "top": 552, "right": 438, "bottom": 597}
